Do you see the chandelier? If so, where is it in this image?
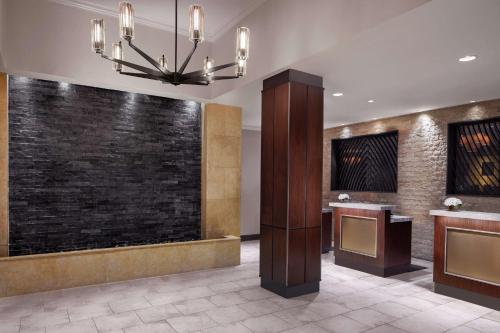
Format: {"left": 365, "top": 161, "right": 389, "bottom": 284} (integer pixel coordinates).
{"left": 91, "top": 1, "right": 250, "bottom": 86}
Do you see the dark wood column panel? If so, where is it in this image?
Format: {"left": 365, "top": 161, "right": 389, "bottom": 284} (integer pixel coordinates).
{"left": 260, "top": 69, "right": 323, "bottom": 298}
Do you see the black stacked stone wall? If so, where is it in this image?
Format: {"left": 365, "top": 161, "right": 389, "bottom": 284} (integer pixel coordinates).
{"left": 8, "top": 76, "right": 201, "bottom": 256}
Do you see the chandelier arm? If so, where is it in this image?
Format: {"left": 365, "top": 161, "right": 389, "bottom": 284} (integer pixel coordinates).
{"left": 120, "top": 72, "right": 166, "bottom": 81}
{"left": 182, "top": 62, "right": 237, "bottom": 79}
{"left": 101, "top": 54, "right": 165, "bottom": 78}
{"left": 184, "top": 81, "right": 210, "bottom": 86}
{"left": 212, "top": 75, "right": 240, "bottom": 81}
{"left": 127, "top": 39, "right": 171, "bottom": 74}
{"left": 178, "top": 41, "right": 199, "bottom": 75}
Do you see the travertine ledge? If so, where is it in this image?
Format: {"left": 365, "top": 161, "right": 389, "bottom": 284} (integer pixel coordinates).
{"left": 430, "top": 210, "right": 500, "bottom": 222}
{"left": 329, "top": 202, "right": 396, "bottom": 211}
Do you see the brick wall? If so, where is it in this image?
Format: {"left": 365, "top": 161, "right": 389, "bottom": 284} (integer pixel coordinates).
{"left": 323, "top": 100, "right": 500, "bottom": 260}
{"left": 8, "top": 76, "right": 202, "bottom": 256}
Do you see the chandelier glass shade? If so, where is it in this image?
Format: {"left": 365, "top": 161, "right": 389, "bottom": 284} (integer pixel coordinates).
{"left": 91, "top": 0, "right": 250, "bottom": 86}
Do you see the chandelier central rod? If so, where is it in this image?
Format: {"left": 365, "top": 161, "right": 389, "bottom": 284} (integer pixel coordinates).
{"left": 174, "top": 0, "right": 178, "bottom": 77}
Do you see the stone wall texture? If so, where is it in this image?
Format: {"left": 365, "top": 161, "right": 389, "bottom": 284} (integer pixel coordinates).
{"left": 323, "top": 100, "right": 500, "bottom": 260}
{"left": 8, "top": 76, "right": 202, "bottom": 256}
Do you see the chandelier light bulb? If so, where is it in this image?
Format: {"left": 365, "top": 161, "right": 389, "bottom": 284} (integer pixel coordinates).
{"left": 236, "top": 27, "right": 250, "bottom": 60}
{"left": 91, "top": 19, "right": 105, "bottom": 53}
{"left": 204, "top": 57, "right": 215, "bottom": 81}
{"left": 119, "top": 2, "right": 135, "bottom": 40}
{"left": 158, "top": 55, "right": 168, "bottom": 71}
{"left": 112, "top": 41, "right": 123, "bottom": 71}
{"left": 236, "top": 58, "right": 247, "bottom": 77}
{"left": 189, "top": 5, "right": 205, "bottom": 43}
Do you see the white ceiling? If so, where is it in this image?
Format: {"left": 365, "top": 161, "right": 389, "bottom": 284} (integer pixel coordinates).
{"left": 216, "top": 0, "right": 500, "bottom": 129}
{"left": 50, "top": 0, "right": 268, "bottom": 41}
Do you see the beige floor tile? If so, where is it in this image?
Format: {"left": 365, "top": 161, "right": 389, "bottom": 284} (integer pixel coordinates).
{"left": 93, "top": 311, "right": 142, "bottom": 332}
{"left": 0, "top": 318, "right": 20, "bottom": 333}
{"left": 273, "top": 305, "right": 324, "bottom": 327}
{"left": 370, "top": 301, "right": 419, "bottom": 319}
{"left": 316, "top": 314, "right": 370, "bottom": 333}
{"left": 267, "top": 296, "right": 309, "bottom": 309}
{"left": 20, "top": 309, "right": 70, "bottom": 330}
{"left": 241, "top": 314, "right": 292, "bottom": 333}
{"left": 362, "top": 324, "right": 409, "bottom": 333}
{"left": 391, "top": 295, "right": 440, "bottom": 311}
{"left": 174, "top": 298, "right": 216, "bottom": 315}
{"left": 391, "top": 308, "right": 469, "bottom": 333}
{"left": 167, "top": 313, "right": 218, "bottom": 333}
{"left": 483, "top": 310, "right": 500, "bottom": 323}
{"left": 465, "top": 318, "right": 500, "bottom": 333}
{"left": 208, "top": 282, "right": 241, "bottom": 294}
{"left": 436, "top": 300, "right": 493, "bottom": 321}
{"left": 305, "top": 300, "right": 350, "bottom": 319}
{"left": 239, "top": 287, "right": 275, "bottom": 301}
{"left": 68, "top": 303, "right": 112, "bottom": 321}
{"left": 123, "top": 322, "right": 176, "bottom": 333}
{"left": 446, "top": 326, "right": 481, "bottom": 333}
{"left": 209, "top": 292, "right": 247, "bottom": 307}
{"left": 280, "top": 323, "right": 330, "bottom": 333}
{"left": 205, "top": 305, "right": 252, "bottom": 324}
{"left": 135, "top": 304, "right": 181, "bottom": 323}
{"left": 238, "top": 299, "right": 282, "bottom": 317}
{"left": 109, "top": 296, "right": 151, "bottom": 314}
{"left": 46, "top": 318, "right": 97, "bottom": 333}
{"left": 145, "top": 291, "right": 186, "bottom": 306}
{"left": 180, "top": 287, "right": 215, "bottom": 300}
{"left": 344, "top": 308, "right": 397, "bottom": 327}
{"left": 202, "top": 322, "right": 252, "bottom": 333}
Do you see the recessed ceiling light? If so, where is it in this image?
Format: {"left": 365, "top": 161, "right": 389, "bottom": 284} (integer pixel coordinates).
{"left": 459, "top": 55, "right": 477, "bottom": 62}
{"left": 332, "top": 92, "right": 344, "bottom": 97}
{"left": 368, "top": 99, "right": 375, "bottom": 103}
{"left": 470, "top": 100, "right": 476, "bottom": 103}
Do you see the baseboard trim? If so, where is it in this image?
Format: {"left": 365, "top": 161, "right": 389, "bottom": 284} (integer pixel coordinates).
{"left": 241, "top": 234, "right": 260, "bottom": 241}
{"left": 435, "top": 283, "right": 500, "bottom": 311}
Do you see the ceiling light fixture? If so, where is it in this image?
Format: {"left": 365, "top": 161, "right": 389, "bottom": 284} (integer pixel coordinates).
{"left": 470, "top": 100, "right": 476, "bottom": 103}
{"left": 459, "top": 55, "right": 477, "bottom": 62}
{"left": 333, "top": 92, "right": 344, "bottom": 97}
{"left": 91, "top": 1, "right": 250, "bottom": 86}
{"left": 368, "top": 99, "right": 375, "bottom": 103}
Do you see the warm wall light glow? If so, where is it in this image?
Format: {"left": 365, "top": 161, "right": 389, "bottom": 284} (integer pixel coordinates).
{"left": 459, "top": 55, "right": 477, "bottom": 62}
{"left": 119, "top": 2, "right": 135, "bottom": 39}
{"left": 112, "top": 42, "right": 123, "bottom": 71}
{"left": 189, "top": 5, "right": 205, "bottom": 42}
{"left": 236, "top": 27, "right": 250, "bottom": 60}
{"left": 91, "top": 19, "right": 105, "bottom": 53}
{"left": 368, "top": 99, "right": 375, "bottom": 103}
{"left": 333, "top": 92, "right": 344, "bottom": 97}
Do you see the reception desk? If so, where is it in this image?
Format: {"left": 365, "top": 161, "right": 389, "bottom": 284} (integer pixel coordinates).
{"left": 330, "top": 202, "right": 412, "bottom": 277}
{"left": 430, "top": 210, "right": 500, "bottom": 310}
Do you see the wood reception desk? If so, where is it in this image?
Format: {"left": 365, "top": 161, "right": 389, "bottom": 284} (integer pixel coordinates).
{"left": 330, "top": 202, "right": 413, "bottom": 277}
{"left": 430, "top": 210, "right": 500, "bottom": 310}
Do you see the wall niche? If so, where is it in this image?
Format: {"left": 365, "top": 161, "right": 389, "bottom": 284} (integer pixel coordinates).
{"left": 8, "top": 76, "right": 202, "bottom": 256}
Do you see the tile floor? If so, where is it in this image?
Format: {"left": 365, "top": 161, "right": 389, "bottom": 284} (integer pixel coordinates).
{"left": 0, "top": 241, "right": 498, "bottom": 333}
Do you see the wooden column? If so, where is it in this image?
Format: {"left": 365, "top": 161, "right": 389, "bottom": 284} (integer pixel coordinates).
{"left": 260, "top": 69, "right": 323, "bottom": 298}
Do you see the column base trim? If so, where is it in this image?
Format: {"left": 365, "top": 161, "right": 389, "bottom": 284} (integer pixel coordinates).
{"left": 261, "top": 279, "right": 319, "bottom": 298}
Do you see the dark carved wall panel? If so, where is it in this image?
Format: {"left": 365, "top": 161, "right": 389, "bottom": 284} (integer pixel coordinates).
{"left": 447, "top": 117, "right": 500, "bottom": 196}
{"left": 8, "top": 76, "right": 201, "bottom": 256}
{"left": 331, "top": 131, "right": 398, "bottom": 192}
